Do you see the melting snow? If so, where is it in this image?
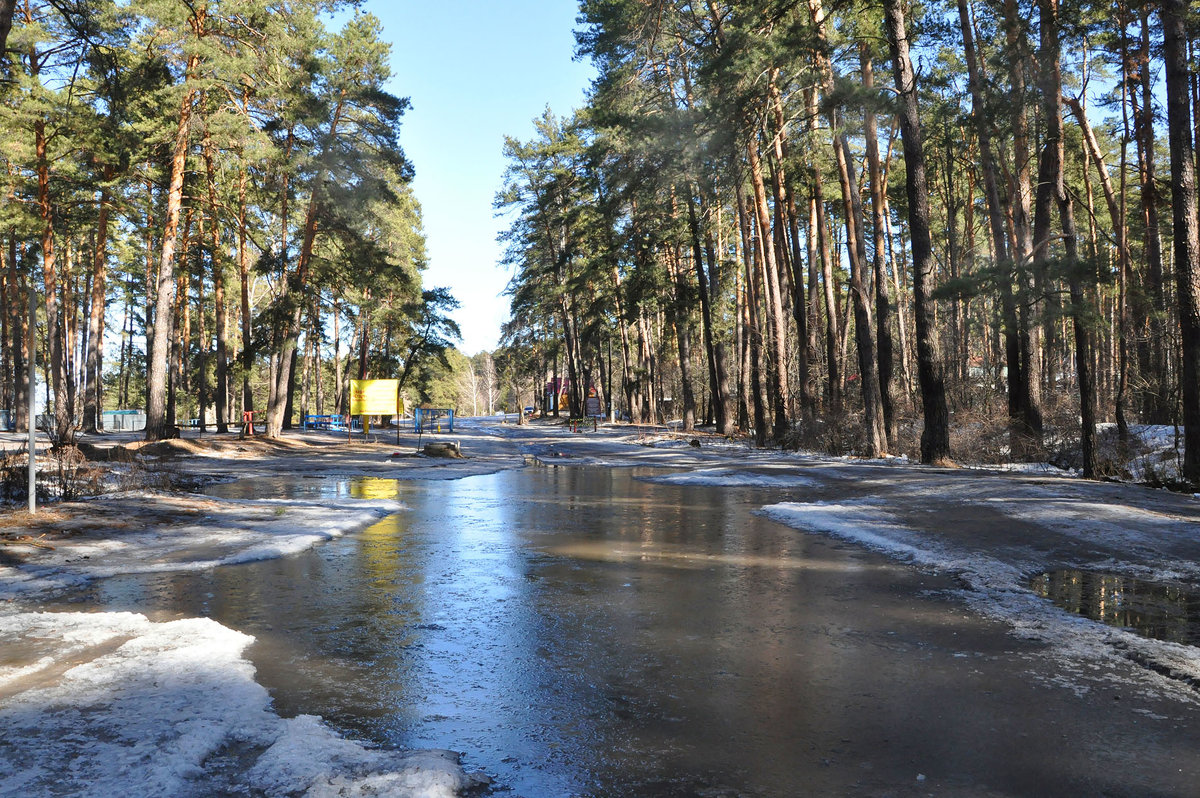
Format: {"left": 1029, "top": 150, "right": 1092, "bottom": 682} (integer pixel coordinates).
{"left": 639, "top": 466, "right": 817, "bottom": 487}
{"left": 0, "top": 610, "right": 487, "bottom": 797}
{"left": 0, "top": 495, "right": 403, "bottom": 601}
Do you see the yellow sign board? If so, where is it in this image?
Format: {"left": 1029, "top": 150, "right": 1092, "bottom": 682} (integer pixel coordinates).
{"left": 349, "top": 379, "right": 402, "bottom": 416}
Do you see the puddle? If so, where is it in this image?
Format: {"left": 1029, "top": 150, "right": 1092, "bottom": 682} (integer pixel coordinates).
{"left": 1030, "top": 569, "right": 1200, "bottom": 647}
{"left": 50, "top": 467, "right": 992, "bottom": 795}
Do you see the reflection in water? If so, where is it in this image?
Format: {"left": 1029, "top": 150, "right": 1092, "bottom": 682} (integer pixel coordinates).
{"left": 55, "top": 468, "right": 985, "bottom": 796}
{"left": 1030, "top": 569, "right": 1200, "bottom": 646}
{"left": 351, "top": 476, "right": 404, "bottom": 501}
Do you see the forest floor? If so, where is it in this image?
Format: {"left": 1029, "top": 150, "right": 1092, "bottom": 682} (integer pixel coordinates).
{"left": 2, "top": 417, "right": 1200, "bottom": 795}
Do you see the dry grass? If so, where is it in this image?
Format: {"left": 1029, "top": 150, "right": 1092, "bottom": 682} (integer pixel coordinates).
{"left": 109, "top": 435, "right": 317, "bottom": 460}
{"left": 0, "top": 494, "right": 225, "bottom": 550}
{"left": 0, "top": 508, "right": 71, "bottom": 530}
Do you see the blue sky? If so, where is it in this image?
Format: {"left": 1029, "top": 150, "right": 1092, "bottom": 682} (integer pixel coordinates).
{"left": 362, "top": 1, "right": 596, "bottom": 355}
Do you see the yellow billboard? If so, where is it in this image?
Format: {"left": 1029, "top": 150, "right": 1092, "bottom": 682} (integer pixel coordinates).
{"left": 349, "top": 379, "right": 402, "bottom": 416}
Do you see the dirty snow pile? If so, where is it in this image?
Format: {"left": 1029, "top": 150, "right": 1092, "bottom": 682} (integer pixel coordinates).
{"left": 0, "top": 494, "right": 402, "bottom": 600}
{"left": 0, "top": 610, "right": 488, "bottom": 798}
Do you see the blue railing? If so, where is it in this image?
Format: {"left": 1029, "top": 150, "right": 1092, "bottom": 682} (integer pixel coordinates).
{"left": 413, "top": 408, "right": 454, "bottom": 433}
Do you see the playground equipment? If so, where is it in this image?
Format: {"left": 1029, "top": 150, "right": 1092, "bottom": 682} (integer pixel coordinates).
{"left": 241, "top": 410, "right": 260, "bottom": 436}
{"left": 413, "top": 408, "right": 454, "bottom": 433}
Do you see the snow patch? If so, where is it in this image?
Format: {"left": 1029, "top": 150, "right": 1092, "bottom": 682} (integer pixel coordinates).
{"left": 251, "top": 715, "right": 481, "bottom": 798}
{"left": 0, "top": 611, "right": 487, "bottom": 797}
{"left": 640, "top": 467, "right": 817, "bottom": 488}
{"left": 0, "top": 496, "right": 402, "bottom": 600}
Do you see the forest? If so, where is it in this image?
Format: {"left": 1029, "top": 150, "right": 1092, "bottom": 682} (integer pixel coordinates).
{"left": 3, "top": 0, "right": 1200, "bottom": 487}
{"left": 495, "top": 0, "right": 1200, "bottom": 483}
{"left": 0, "top": 0, "right": 462, "bottom": 448}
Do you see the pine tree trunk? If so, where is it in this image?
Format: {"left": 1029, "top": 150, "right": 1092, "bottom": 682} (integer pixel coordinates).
{"left": 5, "top": 238, "right": 26, "bottom": 430}
{"left": 284, "top": 347, "right": 298, "bottom": 430}
{"left": 744, "top": 230, "right": 768, "bottom": 448}
{"left": 0, "top": 247, "right": 9, "bottom": 417}
{"left": 1036, "top": 0, "right": 1095, "bottom": 476}
{"left": 687, "top": 191, "right": 731, "bottom": 433}
{"left": 807, "top": 0, "right": 884, "bottom": 452}
{"left": 237, "top": 161, "right": 253, "bottom": 418}
{"left": 196, "top": 226, "right": 208, "bottom": 433}
{"left": 837, "top": 132, "right": 887, "bottom": 455}
{"left": 120, "top": 286, "right": 131, "bottom": 409}
{"left": 881, "top": 188, "right": 914, "bottom": 400}
{"left": 736, "top": 184, "right": 767, "bottom": 444}
{"left": 332, "top": 301, "right": 344, "bottom": 415}
{"left": 82, "top": 185, "right": 110, "bottom": 434}
{"left": 804, "top": 194, "right": 823, "bottom": 411}
{"left": 1162, "top": 0, "right": 1200, "bottom": 482}
{"left": 64, "top": 242, "right": 80, "bottom": 427}
{"left": 768, "top": 84, "right": 813, "bottom": 419}
{"left": 268, "top": 99, "right": 346, "bottom": 438}
{"left": 35, "top": 118, "right": 72, "bottom": 446}
{"left": 862, "top": 47, "right": 898, "bottom": 445}
{"left": 736, "top": 266, "right": 750, "bottom": 430}
{"left": 203, "top": 126, "right": 229, "bottom": 433}
{"left": 611, "top": 264, "right": 635, "bottom": 422}
{"left": 885, "top": 0, "right": 950, "bottom": 464}
{"left": 745, "top": 136, "right": 790, "bottom": 441}
{"left": 670, "top": 245, "right": 697, "bottom": 431}
{"left": 357, "top": 299, "right": 369, "bottom": 380}
{"left": 1067, "top": 93, "right": 1131, "bottom": 439}
{"left": 942, "top": 137, "right": 964, "bottom": 389}
{"left": 0, "top": 1, "right": 15, "bottom": 59}
{"left": 637, "top": 311, "right": 655, "bottom": 422}
{"left": 170, "top": 212, "right": 193, "bottom": 430}
{"left": 815, "top": 180, "right": 843, "bottom": 417}
{"left": 1135, "top": 8, "right": 1169, "bottom": 422}
{"left": 268, "top": 200, "right": 315, "bottom": 436}
{"left": 959, "top": 0, "right": 1022, "bottom": 428}
{"left": 704, "top": 200, "right": 737, "bottom": 429}
{"left": 146, "top": 57, "right": 199, "bottom": 441}
{"left": 1000, "top": 0, "right": 1043, "bottom": 448}
{"left": 313, "top": 296, "right": 324, "bottom": 416}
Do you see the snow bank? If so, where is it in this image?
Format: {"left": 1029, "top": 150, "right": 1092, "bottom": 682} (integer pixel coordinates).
{"left": 1111, "top": 424, "right": 1187, "bottom": 483}
{"left": 0, "top": 495, "right": 402, "bottom": 601}
{"left": 0, "top": 611, "right": 487, "bottom": 798}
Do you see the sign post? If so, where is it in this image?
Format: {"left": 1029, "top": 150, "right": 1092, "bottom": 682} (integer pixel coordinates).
{"left": 395, "top": 385, "right": 403, "bottom": 446}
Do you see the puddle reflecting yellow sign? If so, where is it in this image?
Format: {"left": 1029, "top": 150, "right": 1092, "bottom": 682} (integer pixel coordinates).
{"left": 351, "top": 477, "right": 399, "bottom": 501}
{"left": 349, "top": 379, "right": 401, "bottom": 415}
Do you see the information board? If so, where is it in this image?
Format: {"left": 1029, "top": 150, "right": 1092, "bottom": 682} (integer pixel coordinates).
{"left": 349, "top": 379, "right": 401, "bottom": 416}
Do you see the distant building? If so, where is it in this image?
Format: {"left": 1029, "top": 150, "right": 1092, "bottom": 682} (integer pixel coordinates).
{"left": 101, "top": 410, "right": 147, "bottom": 431}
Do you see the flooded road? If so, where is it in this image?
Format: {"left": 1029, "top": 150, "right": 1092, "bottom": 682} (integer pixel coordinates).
{"left": 55, "top": 466, "right": 1200, "bottom": 796}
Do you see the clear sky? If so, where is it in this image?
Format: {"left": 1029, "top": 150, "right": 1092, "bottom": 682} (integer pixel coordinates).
{"left": 362, "top": 1, "right": 596, "bottom": 356}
